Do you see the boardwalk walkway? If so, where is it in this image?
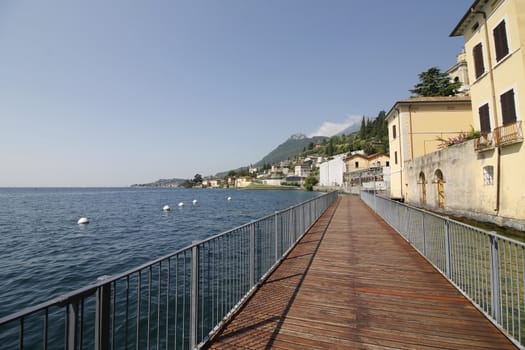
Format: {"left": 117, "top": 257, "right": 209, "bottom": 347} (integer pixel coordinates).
{"left": 205, "top": 195, "right": 517, "bottom": 349}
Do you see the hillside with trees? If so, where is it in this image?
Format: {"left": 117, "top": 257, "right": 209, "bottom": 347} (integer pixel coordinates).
{"left": 295, "top": 110, "right": 389, "bottom": 160}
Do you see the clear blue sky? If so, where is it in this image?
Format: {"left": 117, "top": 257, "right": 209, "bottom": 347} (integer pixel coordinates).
{"left": 1, "top": 0, "right": 473, "bottom": 186}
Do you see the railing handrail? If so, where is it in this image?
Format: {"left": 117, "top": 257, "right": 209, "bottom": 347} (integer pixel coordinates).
{"left": 0, "top": 191, "right": 337, "bottom": 341}
{"left": 369, "top": 191, "right": 525, "bottom": 247}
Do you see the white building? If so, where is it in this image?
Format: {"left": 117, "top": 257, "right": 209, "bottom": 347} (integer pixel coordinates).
{"left": 318, "top": 154, "right": 346, "bottom": 187}
{"left": 294, "top": 165, "right": 311, "bottom": 177}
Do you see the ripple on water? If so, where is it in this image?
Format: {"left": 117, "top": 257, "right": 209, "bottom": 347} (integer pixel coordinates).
{"left": 0, "top": 187, "right": 319, "bottom": 318}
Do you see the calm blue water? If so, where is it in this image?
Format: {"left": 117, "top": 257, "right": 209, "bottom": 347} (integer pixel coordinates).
{"left": 0, "top": 187, "right": 318, "bottom": 318}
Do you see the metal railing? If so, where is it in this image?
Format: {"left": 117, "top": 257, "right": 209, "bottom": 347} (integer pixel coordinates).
{"left": 361, "top": 190, "right": 525, "bottom": 348}
{"left": 494, "top": 120, "right": 523, "bottom": 147}
{"left": 0, "top": 191, "right": 337, "bottom": 350}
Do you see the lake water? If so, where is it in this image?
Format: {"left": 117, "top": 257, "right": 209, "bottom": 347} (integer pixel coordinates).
{"left": 0, "top": 187, "right": 319, "bottom": 319}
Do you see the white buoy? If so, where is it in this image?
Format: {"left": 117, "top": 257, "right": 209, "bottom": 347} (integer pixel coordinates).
{"left": 192, "top": 199, "right": 198, "bottom": 205}
{"left": 227, "top": 196, "right": 232, "bottom": 201}
{"left": 163, "top": 205, "right": 171, "bottom": 211}
{"left": 77, "top": 217, "right": 89, "bottom": 225}
{"left": 178, "top": 202, "right": 184, "bottom": 207}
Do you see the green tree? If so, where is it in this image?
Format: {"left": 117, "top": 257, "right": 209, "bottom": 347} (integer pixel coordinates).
{"left": 193, "top": 174, "right": 203, "bottom": 184}
{"left": 325, "top": 138, "right": 335, "bottom": 156}
{"left": 410, "top": 67, "right": 461, "bottom": 97}
{"left": 304, "top": 174, "right": 318, "bottom": 191}
{"left": 359, "top": 116, "right": 366, "bottom": 139}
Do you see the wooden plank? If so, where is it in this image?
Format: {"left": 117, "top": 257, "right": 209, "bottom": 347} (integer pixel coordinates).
{"left": 205, "top": 196, "right": 518, "bottom": 349}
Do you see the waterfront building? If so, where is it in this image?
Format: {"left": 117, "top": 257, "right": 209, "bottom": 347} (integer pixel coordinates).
{"left": 343, "top": 153, "right": 390, "bottom": 194}
{"left": 235, "top": 176, "right": 253, "bottom": 188}
{"left": 395, "top": 0, "right": 525, "bottom": 230}
{"left": 385, "top": 96, "right": 473, "bottom": 200}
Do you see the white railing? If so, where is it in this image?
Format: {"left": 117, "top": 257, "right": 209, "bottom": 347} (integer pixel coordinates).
{"left": 361, "top": 190, "right": 525, "bottom": 348}
{"left": 0, "top": 192, "right": 337, "bottom": 349}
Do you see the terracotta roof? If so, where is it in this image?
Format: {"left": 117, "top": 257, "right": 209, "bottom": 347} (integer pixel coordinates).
{"left": 344, "top": 152, "right": 389, "bottom": 161}
{"left": 385, "top": 95, "right": 472, "bottom": 121}
{"left": 396, "top": 95, "right": 471, "bottom": 104}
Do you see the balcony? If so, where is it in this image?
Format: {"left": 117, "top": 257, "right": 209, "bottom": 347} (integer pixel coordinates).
{"left": 494, "top": 121, "right": 523, "bottom": 147}
{"left": 474, "top": 132, "right": 494, "bottom": 152}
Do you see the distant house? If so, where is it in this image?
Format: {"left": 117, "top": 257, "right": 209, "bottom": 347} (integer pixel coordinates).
{"left": 343, "top": 153, "right": 390, "bottom": 193}
{"left": 202, "top": 179, "right": 223, "bottom": 188}
{"left": 318, "top": 154, "right": 346, "bottom": 187}
{"left": 235, "top": 176, "right": 253, "bottom": 188}
{"left": 294, "top": 164, "right": 311, "bottom": 177}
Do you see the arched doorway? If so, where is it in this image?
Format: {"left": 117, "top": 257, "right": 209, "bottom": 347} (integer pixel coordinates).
{"left": 419, "top": 172, "right": 426, "bottom": 205}
{"left": 435, "top": 169, "right": 444, "bottom": 208}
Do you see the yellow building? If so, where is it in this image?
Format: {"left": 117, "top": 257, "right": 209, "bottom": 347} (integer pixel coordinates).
{"left": 344, "top": 153, "right": 390, "bottom": 174}
{"left": 343, "top": 153, "right": 390, "bottom": 193}
{"left": 385, "top": 96, "right": 473, "bottom": 200}
{"left": 447, "top": 0, "right": 525, "bottom": 227}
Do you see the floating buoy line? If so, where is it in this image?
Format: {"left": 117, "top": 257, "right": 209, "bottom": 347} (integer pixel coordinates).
{"left": 78, "top": 196, "right": 235, "bottom": 224}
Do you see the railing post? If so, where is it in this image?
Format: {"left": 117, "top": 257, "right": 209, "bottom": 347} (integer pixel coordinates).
{"left": 444, "top": 219, "right": 452, "bottom": 278}
{"left": 95, "top": 284, "right": 111, "bottom": 350}
{"left": 249, "top": 222, "right": 255, "bottom": 287}
{"left": 67, "top": 301, "right": 78, "bottom": 350}
{"left": 489, "top": 234, "right": 502, "bottom": 323}
{"left": 422, "top": 212, "right": 427, "bottom": 256}
{"left": 190, "top": 242, "right": 200, "bottom": 349}
{"left": 274, "top": 211, "right": 279, "bottom": 262}
{"left": 406, "top": 208, "right": 411, "bottom": 242}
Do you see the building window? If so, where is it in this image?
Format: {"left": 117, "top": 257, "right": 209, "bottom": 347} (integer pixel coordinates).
{"left": 478, "top": 103, "right": 491, "bottom": 132}
{"left": 483, "top": 166, "right": 494, "bottom": 185}
{"left": 493, "top": 20, "right": 509, "bottom": 62}
{"left": 473, "top": 43, "right": 485, "bottom": 79}
{"left": 386, "top": 161, "right": 390, "bottom": 167}
{"left": 355, "top": 161, "right": 359, "bottom": 168}
{"left": 392, "top": 125, "right": 396, "bottom": 139}
{"left": 500, "top": 89, "right": 517, "bottom": 125}
{"left": 394, "top": 151, "right": 398, "bottom": 165}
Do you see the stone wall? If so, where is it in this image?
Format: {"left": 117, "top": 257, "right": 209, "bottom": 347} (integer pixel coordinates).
{"left": 405, "top": 140, "right": 524, "bottom": 231}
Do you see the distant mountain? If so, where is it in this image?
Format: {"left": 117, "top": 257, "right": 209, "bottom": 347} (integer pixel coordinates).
{"left": 255, "top": 134, "right": 328, "bottom": 167}
{"left": 131, "top": 178, "right": 187, "bottom": 187}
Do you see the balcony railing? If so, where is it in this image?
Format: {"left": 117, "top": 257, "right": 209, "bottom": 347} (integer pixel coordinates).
{"left": 474, "top": 132, "right": 494, "bottom": 152}
{"left": 494, "top": 121, "right": 523, "bottom": 147}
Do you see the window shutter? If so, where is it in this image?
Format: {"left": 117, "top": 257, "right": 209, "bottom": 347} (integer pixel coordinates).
{"left": 473, "top": 43, "right": 485, "bottom": 78}
{"left": 494, "top": 20, "right": 509, "bottom": 62}
{"left": 478, "top": 104, "right": 491, "bottom": 132}
{"left": 500, "top": 89, "right": 516, "bottom": 125}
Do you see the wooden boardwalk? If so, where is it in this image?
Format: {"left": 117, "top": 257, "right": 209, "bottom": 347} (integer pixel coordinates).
{"left": 205, "top": 195, "right": 517, "bottom": 349}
